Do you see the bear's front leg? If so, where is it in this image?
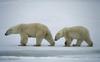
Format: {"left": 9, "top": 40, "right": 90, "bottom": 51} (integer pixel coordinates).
{"left": 64, "top": 37, "right": 72, "bottom": 47}
{"left": 44, "top": 35, "right": 55, "bottom": 46}
{"left": 19, "top": 34, "right": 28, "bottom": 46}
{"left": 64, "top": 41, "right": 71, "bottom": 47}
{"left": 72, "top": 44, "right": 77, "bottom": 47}
{"left": 64, "top": 41, "right": 67, "bottom": 46}
{"left": 34, "top": 37, "right": 43, "bottom": 46}
{"left": 34, "top": 33, "right": 43, "bottom": 47}
{"left": 48, "top": 42, "right": 55, "bottom": 46}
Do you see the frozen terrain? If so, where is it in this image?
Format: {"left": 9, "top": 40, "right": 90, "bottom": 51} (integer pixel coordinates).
{"left": 0, "top": 46, "right": 100, "bottom": 62}
{"left": 0, "top": 0, "right": 100, "bottom": 62}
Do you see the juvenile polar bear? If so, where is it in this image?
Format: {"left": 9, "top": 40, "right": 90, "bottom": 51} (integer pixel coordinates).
{"left": 5, "top": 23, "right": 55, "bottom": 46}
{"left": 55, "top": 26, "right": 93, "bottom": 47}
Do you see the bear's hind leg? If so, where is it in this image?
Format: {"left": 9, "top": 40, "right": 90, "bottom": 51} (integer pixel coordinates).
{"left": 85, "top": 39, "right": 93, "bottom": 47}
{"left": 75, "top": 39, "right": 82, "bottom": 47}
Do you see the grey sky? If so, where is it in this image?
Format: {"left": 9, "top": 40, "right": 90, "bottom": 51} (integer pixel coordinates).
{"left": 0, "top": 0, "right": 100, "bottom": 47}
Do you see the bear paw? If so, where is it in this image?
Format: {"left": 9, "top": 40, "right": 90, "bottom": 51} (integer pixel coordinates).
{"left": 48, "top": 45, "right": 55, "bottom": 46}
{"left": 18, "top": 44, "right": 26, "bottom": 46}
{"left": 34, "top": 45, "right": 41, "bottom": 47}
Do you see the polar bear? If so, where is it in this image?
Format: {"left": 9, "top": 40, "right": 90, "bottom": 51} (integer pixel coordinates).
{"left": 55, "top": 26, "right": 93, "bottom": 47}
{"left": 5, "top": 23, "right": 55, "bottom": 46}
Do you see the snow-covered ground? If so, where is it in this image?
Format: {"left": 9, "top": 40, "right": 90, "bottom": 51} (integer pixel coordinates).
{"left": 0, "top": 0, "right": 100, "bottom": 62}
{"left": 0, "top": 46, "right": 100, "bottom": 62}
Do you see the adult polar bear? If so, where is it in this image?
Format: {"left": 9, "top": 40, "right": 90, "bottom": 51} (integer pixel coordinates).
{"left": 55, "top": 26, "right": 93, "bottom": 47}
{"left": 5, "top": 23, "right": 55, "bottom": 46}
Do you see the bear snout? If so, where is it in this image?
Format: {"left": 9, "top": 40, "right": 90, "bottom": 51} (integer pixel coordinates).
{"left": 55, "top": 38, "right": 57, "bottom": 41}
{"left": 5, "top": 33, "right": 8, "bottom": 36}
{"left": 5, "top": 32, "right": 8, "bottom": 36}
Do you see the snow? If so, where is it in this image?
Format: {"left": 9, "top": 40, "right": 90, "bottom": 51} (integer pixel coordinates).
{"left": 0, "top": 46, "right": 100, "bottom": 62}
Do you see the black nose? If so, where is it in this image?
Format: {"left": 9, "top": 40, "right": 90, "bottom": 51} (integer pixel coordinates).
{"left": 55, "top": 38, "right": 57, "bottom": 41}
{"left": 5, "top": 33, "right": 8, "bottom": 36}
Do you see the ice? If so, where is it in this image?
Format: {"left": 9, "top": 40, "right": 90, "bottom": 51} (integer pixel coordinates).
{"left": 0, "top": 46, "right": 100, "bottom": 62}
